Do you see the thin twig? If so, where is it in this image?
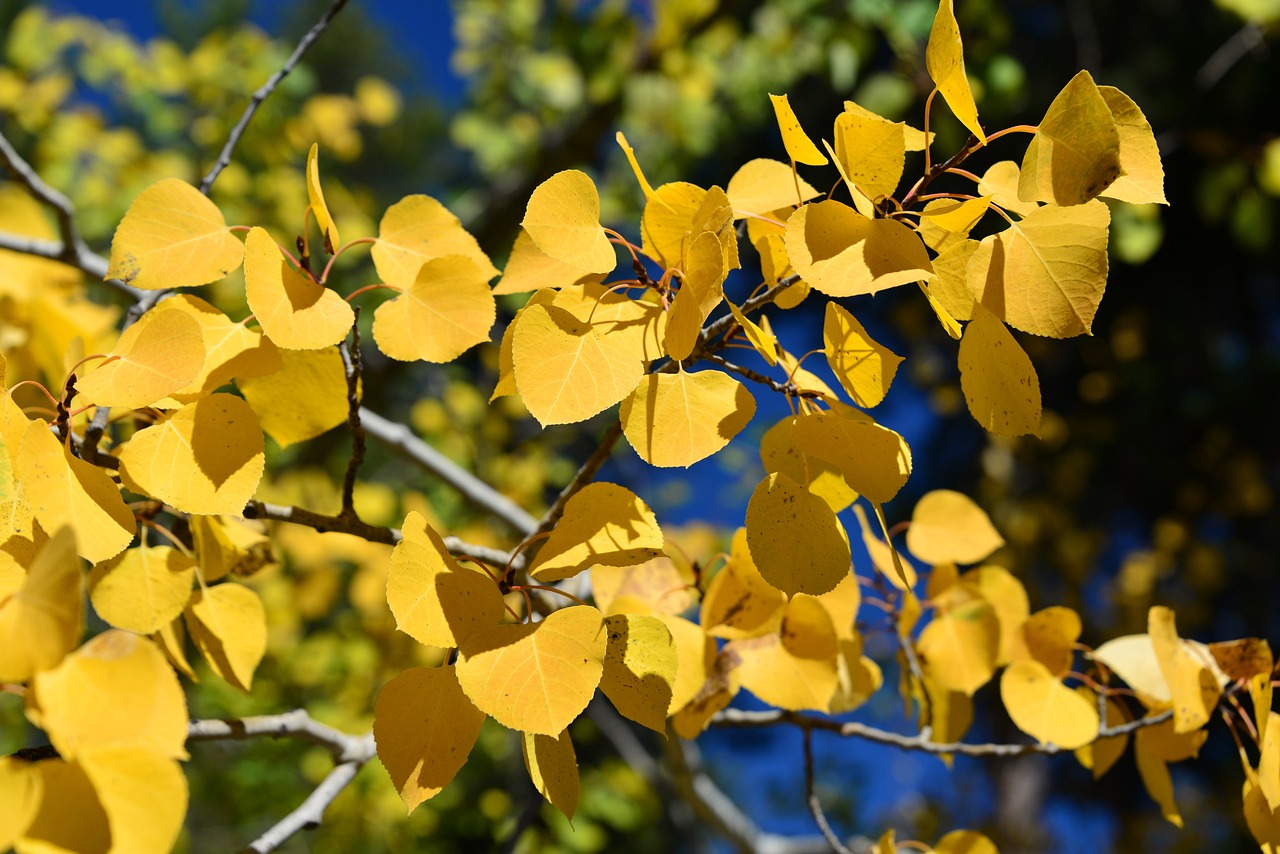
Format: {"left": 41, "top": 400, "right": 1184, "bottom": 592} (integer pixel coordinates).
{"left": 338, "top": 309, "right": 366, "bottom": 516}
{"left": 803, "top": 729, "right": 853, "bottom": 854}
{"left": 704, "top": 353, "right": 824, "bottom": 400}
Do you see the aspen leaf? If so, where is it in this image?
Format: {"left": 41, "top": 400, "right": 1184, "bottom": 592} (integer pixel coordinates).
{"left": 1019, "top": 71, "right": 1121, "bottom": 206}
{"left": 1011, "top": 606, "right": 1082, "bottom": 677}
{"left": 616, "top": 131, "right": 661, "bottom": 203}
{"left": 78, "top": 748, "right": 188, "bottom": 854}
{"left": 157, "top": 295, "right": 281, "bottom": 403}
{"left": 1149, "top": 605, "right": 1220, "bottom": 733}
{"left": 785, "top": 200, "right": 933, "bottom": 298}
{"left": 238, "top": 346, "right": 348, "bottom": 448}
{"left": 775, "top": 343, "right": 841, "bottom": 402}
{"left": 907, "top": 489, "right": 1005, "bottom": 565}
{"left": 1098, "top": 86, "right": 1167, "bottom": 205}
{"left": 832, "top": 110, "right": 906, "bottom": 199}
{"left": 671, "top": 646, "right": 742, "bottom": 737}
{"left": 1092, "top": 634, "right": 1172, "bottom": 706}
{"left": 0, "top": 757, "right": 40, "bottom": 849}
{"left": 456, "top": 605, "right": 607, "bottom": 735}
{"left": 387, "top": 511, "right": 504, "bottom": 648}
{"left": 926, "top": 0, "right": 986, "bottom": 143}
{"left": 0, "top": 526, "right": 81, "bottom": 682}
{"left": 874, "top": 829, "right": 896, "bottom": 854}
{"left": 829, "top": 636, "right": 882, "bottom": 714}
{"left": 494, "top": 230, "right": 600, "bottom": 295}
{"left": 372, "top": 255, "right": 497, "bottom": 363}
{"left": 823, "top": 302, "right": 902, "bottom": 408}
{"left": 746, "top": 471, "right": 851, "bottom": 597}
{"left": 768, "top": 93, "right": 828, "bottom": 165}
{"left": 816, "top": 573, "right": 862, "bottom": 642}
{"left": 184, "top": 582, "right": 267, "bottom": 691}
{"left": 1135, "top": 719, "right": 1207, "bottom": 827}
{"left": 642, "top": 182, "right": 707, "bottom": 270}
{"left": 373, "top": 665, "right": 486, "bottom": 812}
{"left": 1074, "top": 688, "right": 1130, "bottom": 779}
{"left": 791, "top": 410, "right": 912, "bottom": 505}
{"left": 551, "top": 283, "right": 667, "bottom": 364}
{"left": 153, "top": 616, "right": 197, "bottom": 681}
{"left": 619, "top": 371, "right": 756, "bottom": 468}
{"left": 492, "top": 289, "right": 555, "bottom": 400}
{"left": 821, "top": 137, "right": 878, "bottom": 219}
{"left": 729, "top": 595, "right": 840, "bottom": 712}
{"left": 243, "top": 226, "right": 353, "bottom": 350}
{"left": 17, "top": 758, "right": 111, "bottom": 854}
{"left": 190, "top": 515, "right": 273, "bottom": 583}
{"left": 1000, "top": 659, "right": 1099, "bottom": 749}
{"left": 306, "top": 143, "right": 340, "bottom": 252}
{"left": 521, "top": 170, "right": 617, "bottom": 274}
{"left": 1245, "top": 778, "right": 1280, "bottom": 852}
{"left": 690, "top": 186, "right": 740, "bottom": 272}
{"left": 853, "top": 503, "right": 916, "bottom": 591}
{"left": 522, "top": 730, "right": 579, "bottom": 820}
{"left": 88, "top": 544, "right": 195, "bottom": 635}
{"left": 118, "top": 393, "right": 265, "bottom": 516}
{"left": 528, "top": 483, "right": 663, "bottom": 582}
{"left": 979, "top": 161, "right": 1040, "bottom": 217}
{"left": 107, "top": 177, "right": 244, "bottom": 289}
{"left": 728, "top": 300, "right": 778, "bottom": 366}
{"left": 372, "top": 194, "right": 498, "bottom": 286}
{"left": 590, "top": 555, "right": 697, "bottom": 617}
{"left": 1260, "top": 710, "right": 1280, "bottom": 811}
{"left": 959, "top": 566, "right": 1029, "bottom": 665}
{"left": 935, "top": 830, "right": 998, "bottom": 854}
{"left": 34, "top": 629, "right": 188, "bottom": 760}
{"left": 918, "top": 281, "right": 964, "bottom": 340}
{"left": 841, "top": 101, "right": 932, "bottom": 151}
{"left": 959, "top": 305, "right": 1042, "bottom": 436}
{"left": 929, "top": 239, "right": 979, "bottom": 322}
{"left": 600, "top": 613, "right": 677, "bottom": 733}
{"left": 918, "top": 597, "right": 999, "bottom": 695}
{"left": 663, "top": 231, "right": 726, "bottom": 360}
{"left": 511, "top": 303, "right": 644, "bottom": 426}
{"left": 917, "top": 196, "right": 991, "bottom": 253}
{"left": 760, "top": 415, "right": 857, "bottom": 512}
{"left": 16, "top": 422, "right": 135, "bottom": 564}
{"left": 919, "top": 671, "right": 973, "bottom": 753}
{"left": 726, "top": 158, "right": 820, "bottom": 215}
{"left": 701, "top": 528, "right": 786, "bottom": 640}
{"left": 75, "top": 308, "right": 205, "bottom": 410}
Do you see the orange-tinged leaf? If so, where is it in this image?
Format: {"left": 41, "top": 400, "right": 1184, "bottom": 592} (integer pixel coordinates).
{"left": 917, "top": 196, "right": 991, "bottom": 253}
{"left": 373, "top": 665, "right": 486, "bottom": 812}
{"left": 926, "top": 0, "right": 986, "bottom": 143}
{"left": 1098, "top": 86, "right": 1167, "bottom": 205}
{"left": 107, "top": 177, "right": 244, "bottom": 289}
{"left": 387, "top": 511, "right": 504, "bottom": 648}
{"left": 372, "top": 194, "right": 498, "bottom": 286}
{"left": 919, "top": 597, "right": 999, "bottom": 695}
{"left": 494, "top": 230, "right": 600, "bottom": 295}
{"left": 726, "top": 159, "right": 820, "bottom": 215}
{"left": 456, "top": 605, "right": 607, "bottom": 735}
{"left": 760, "top": 415, "right": 857, "bottom": 512}
{"left": 184, "top": 582, "right": 267, "bottom": 691}
{"left": 0, "top": 526, "right": 80, "bottom": 682}
{"left": 1019, "top": 71, "right": 1121, "bottom": 206}
{"left": 664, "top": 231, "right": 726, "bottom": 361}
{"left": 600, "top": 613, "right": 676, "bottom": 733}
{"left": 907, "top": 489, "right": 1005, "bottom": 565}
{"left": 511, "top": 303, "right": 644, "bottom": 426}
{"left": 372, "top": 255, "right": 497, "bottom": 363}
{"left": 522, "top": 729, "right": 579, "bottom": 820}
{"left": 1149, "top": 605, "right": 1220, "bottom": 733}
{"left": 791, "top": 410, "right": 912, "bottom": 505}
{"left": 75, "top": 309, "right": 204, "bottom": 410}
{"left": 306, "top": 143, "right": 340, "bottom": 252}
{"left": 88, "top": 545, "right": 195, "bottom": 635}
{"left": 238, "top": 346, "right": 348, "bottom": 448}
{"left": 768, "top": 93, "right": 828, "bottom": 166}
{"left": 823, "top": 302, "right": 902, "bottom": 408}
{"left": 528, "top": 483, "right": 663, "bottom": 582}
{"left": 1000, "top": 659, "right": 1099, "bottom": 749}
{"left": 959, "top": 568, "right": 1029, "bottom": 666}
{"left": 16, "top": 422, "right": 134, "bottom": 564}
{"left": 78, "top": 748, "right": 188, "bottom": 854}
{"left": 729, "top": 595, "right": 840, "bottom": 712}
{"left": 959, "top": 304, "right": 1042, "bottom": 436}
{"left": 243, "top": 226, "right": 353, "bottom": 350}
{"left": 785, "top": 200, "right": 933, "bottom": 298}
{"left": 17, "top": 758, "right": 111, "bottom": 853}
{"left": 701, "top": 528, "right": 786, "bottom": 640}
{"left": 746, "top": 471, "right": 851, "bottom": 597}
{"left": 521, "top": 170, "right": 617, "bottom": 274}
{"left": 620, "top": 371, "right": 756, "bottom": 468}
{"left": 156, "top": 295, "right": 281, "bottom": 404}
{"left": 34, "top": 630, "right": 188, "bottom": 760}
{"left": 0, "top": 757, "right": 41, "bottom": 849}
{"left": 117, "top": 393, "right": 264, "bottom": 516}
{"left": 832, "top": 110, "right": 906, "bottom": 199}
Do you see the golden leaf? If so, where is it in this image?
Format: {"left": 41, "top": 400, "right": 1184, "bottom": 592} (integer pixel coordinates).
{"left": 600, "top": 613, "right": 677, "bottom": 732}
{"left": 958, "top": 305, "right": 1042, "bottom": 436}
{"left": 184, "top": 581, "right": 267, "bottom": 691}
{"left": 907, "top": 489, "right": 1005, "bottom": 565}
{"left": 1000, "top": 659, "right": 1099, "bottom": 749}
{"left": 493, "top": 230, "right": 601, "bottom": 295}
{"left": 701, "top": 528, "right": 786, "bottom": 640}
{"left": 372, "top": 255, "right": 497, "bottom": 363}
{"left": 0, "top": 526, "right": 81, "bottom": 682}
{"left": 784, "top": 200, "right": 933, "bottom": 298}
{"left": 521, "top": 170, "right": 617, "bottom": 274}
{"left": 822, "top": 302, "right": 902, "bottom": 408}
{"left": 925, "top": 0, "right": 986, "bottom": 143}
{"left": 726, "top": 158, "right": 820, "bottom": 216}
{"left": 1019, "top": 71, "right": 1121, "bottom": 206}
{"left": 88, "top": 544, "right": 195, "bottom": 635}
{"left": 746, "top": 471, "right": 851, "bottom": 596}
{"left": 768, "top": 93, "right": 828, "bottom": 165}
{"left": 75, "top": 308, "right": 205, "bottom": 410}
{"left": 243, "top": 226, "right": 353, "bottom": 350}
{"left": 522, "top": 729, "right": 579, "bottom": 820}
{"left": 306, "top": 143, "right": 340, "bottom": 252}
{"left": 619, "top": 370, "right": 756, "bottom": 468}
{"left": 238, "top": 345, "right": 348, "bottom": 448}
{"left": 528, "top": 483, "right": 663, "bottom": 583}
{"left": 372, "top": 194, "right": 498, "bottom": 287}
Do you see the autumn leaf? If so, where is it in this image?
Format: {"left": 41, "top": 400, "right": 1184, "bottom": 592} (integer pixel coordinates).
{"left": 306, "top": 143, "right": 340, "bottom": 252}
{"left": 528, "top": 483, "right": 663, "bottom": 582}
{"left": 1019, "top": 71, "right": 1121, "bottom": 206}
{"left": 75, "top": 307, "right": 205, "bottom": 410}
{"left": 619, "top": 370, "right": 756, "bottom": 468}
{"left": 0, "top": 526, "right": 81, "bottom": 682}
{"left": 238, "top": 346, "right": 349, "bottom": 448}
{"left": 600, "top": 613, "right": 677, "bottom": 732}
{"left": 906, "top": 489, "right": 1005, "bottom": 565}
{"left": 822, "top": 302, "right": 902, "bottom": 408}
{"left": 784, "top": 200, "right": 933, "bottom": 298}
{"left": 522, "top": 730, "right": 579, "bottom": 819}
{"left": 372, "top": 255, "right": 497, "bottom": 363}
{"left": 88, "top": 544, "right": 195, "bottom": 635}
{"left": 243, "top": 226, "right": 353, "bottom": 350}
{"left": 184, "top": 581, "right": 267, "bottom": 691}
{"left": 768, "top": 93, "right": 828, "bottom": 166}
{"left": 1000, "top": 659, "right": 1099, "bottom": 749}
{"left": 746, "top": 471, "right": 851, "bottom": 597}
{"left": 521, "top": 170, "right": 617, "bottom": 274}
{"left": 372, "top": 194, "right": 499, "bottom": 287}
{"left": 925, "top": 0, "right": 986, "bottom": 143}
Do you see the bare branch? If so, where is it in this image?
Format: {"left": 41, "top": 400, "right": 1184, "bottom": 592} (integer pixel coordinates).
{"left": 199, "top": 0, "right": 351, "bottom": 194}
{"left": 704, "top": 353, "right": 824, "bottom": 400}
{"left": 803, "top": 729, "right": 853, "bottom": 854}
{"left": 242, "top": 757, "right": 365, "bottom": 854}
{"left": 338, "top": 310, "right": 367, "bottom": 516}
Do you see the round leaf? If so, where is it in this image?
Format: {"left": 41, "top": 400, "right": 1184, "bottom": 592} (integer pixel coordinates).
{"left": 521, "top": 170, "right": 617, "bottom": 274}
{"left": 372, "top": 255, "right": 497, "bottom": 363}
{"left": 620, "top": 370, "right": 756, "bottom": 468}
{"left": 746, "top": 471, "right": 851, "bottom": 597}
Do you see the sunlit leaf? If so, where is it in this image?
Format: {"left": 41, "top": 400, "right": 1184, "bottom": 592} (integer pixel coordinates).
{"left": 728, "top": 300, "right": 778, "bottom": 366}
{"left": 522, "top": 729, "right": 580, "bottom": 820}
{"left": 701, "top": 528, "right": 786, "bottom": 640}
{"left": 791, "top": 410, "right": 912, "bottom": 505}
{"left": 768, "top": 93, "right": 828, "bottom": 165}
{"left": 918, "top": 596, "right": 999, "bottom": 695}
{"left": 493, "top": 230, "right": 601, "bottom": 295}
{"left": 1010, "top": 606, "right": 1082, "bottom": 677}
{"left": 238, "top": 345, "right": 348, "bottom": 448}
{"left": 184, "top": 582, "right": 267, "bottom": 691}
{"left": 156, "top": 295, "right": 281, "bottom": 404}
{"left": 600, "top": 613, "right": 677, "bottom": 732}
{"left": 917, "top": 196, "right": 991, "bottom": 253}
{"left": 528, "top": 483, "right": 663, "bottom": 583}
{"left": 785, "top": 200, "right": 933, "bottom": 298}
{"left": 190, "top": 515, "right": 273, "bottom": 583}
{"left": 760, "top": 415, "right": 857, "bottom": 512}
{"left": 822, "top": 302, "right": 902, "bottom": 408}
{"left": 832, "top": 110, "right": 906, "bottom": 199}
{"left": 620, "top": 370, "right": 756, "bottom": 468}
{"left": 1000, "top": 659, "right": 1099, "bottom": 749}
{"left": 88, "top": 544, "right": 194, "bottom": 635}
{"left": 1149, "top": 605, "right": 1221, "bottom": 733}
{"left": 907, "top": 490, "right": 1005, "bottom": 566}
{"left": 925, "top": 0, "right": 986, "bottom": 143}
{"left": 306, "top": 143, "right": 340, "bottom": 252}
{"left": 1135, "top": 718, "right": 1207, "bottom": 827}
{"left": 1019, "top": 71, "right": 1121, "bottom": 206}
{"left": 729, "top": 595, "right": 840, "bottom": 712}
{"left": 1074, "top": 688, "right": 1130, "bottom": 779}
{"left": 0, "top": 526, "right": 80, "bottom": 682}
{"left": 75, "top": 308, "right": 204, "bottom": 410}
{"left": 0, "top": 757, "right": 40, "bottom": 850}
{"left": 958, "top": 305, "right": 1042, "bottom": 436}
{"left": 726, "top": 158, "right": 819, "bottom": 215}
{"left": 372, "top": 255, "right": 497, "bottom": 363}
{"left": 1092, "top": 634, "right": 1172, "bottom": 707}
{"left": 521, "top": 170, "right": 617, "bottom": 274}
{"left": 641, "top": 182, "right": 707, "bottom": 270}
{"left": 78, "top": 748, "right": 188, "bottom": 854}
{"left": 243, "top": 226, "right": 353, "bottom": 350}
{"left": 1098, "top": 86, "right": 1167, "bottom": 206}
{"left": 591, "top": 556, "right": 697, "bottom": 618}
{"left": 978, "top": 161, "right": 1039, "bottom": 217}
{"left": 746, "top": 471, "right": 851, "bottom": 596}
{"left": 372, "top": 195, "right": 498, "bottom": 287}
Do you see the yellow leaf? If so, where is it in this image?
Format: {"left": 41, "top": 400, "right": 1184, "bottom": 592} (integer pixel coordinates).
{"left": 190, "top": 515, "right": 273, "bottom": 583}
{"left": 918, "top": 670, "right": 973, "bottom": 752}
{"left": 907, "top": 489, "right": 1005, "bottom": 565}
{"left": 1074, "top": 687, "right": 1130, "bottom": 779}
{"left": 118, "top": 393, "right": 264, "bottom": 516}
{"left": 1000, "top": 659, "right": 1099, "bottom": 749}
{"left": 619, "top": 370, "right": 756, "bottom": 468}
{"left": 874, "top": 829, "right": 896, "bottom": 854}
{"left": 672, "top": 646, "right": 742, "bottom": 738}
{"left": 528, "top": 483, "right": 663, "bottom": 582}
{"left": 1260, "top": 711, "right": 1280, "bottom": 811}
{"left": 919, "top": 281, "right": 964, "bottom": 340}
{"left": 958, "top": 566, "right": 1028, "bottom": 665}
{"left": 0, "top": 526, "right": 80, "bottom": 682}
{"left": 726, "top": 158, "right": 820, "bottom": 215}
{"left": 492, "top": 289, "right": 555, "bottom": 401}
{"left": 155, "top": 295, "right": 281, "bottom": 404}
{"left": 1149, "top": 605, "right": 1220, "bottom": 733}
{"left": 238, "top": 346, "right": 348, "bottom": 448}
{"left": 1245, "top": 778, "right": 1280, "bottom": 852}
{"left": 1019, "top": 71, "right": 1121, "bottom": 206}
{"left": 373, "top": 665, "right": 486, "bottom": 812}
{"left": 75, "top": 309, "right": 205, "bottom": 410}
{"left": 664, "top": 231, "right": 726, "bottom": 361}
{"left": 728, "top": 595, "right": 840, "bottom": 712}
{"left": 387, "top": 511, "right": 504, "bottom": 648}
{"left": 306, "top": 143, "right": 340, "bottom": 252}
{"left": 746, "top": 471, "right": 851, "bottom": 596}
{"left": 853, "top": 503, "right": 916, "bottom": 591}
{"left": 935, "top": 830, "right": 999, "bottom": 854}
{"left": 0, "top": 757, "right": 41, "bottom": 849}
{"left": 832, "top": 110, "right": 906, "bottom": 199}
{"left": 152, "top": 616, "right": 197, "bottom": 681}
{"left": 243, "top": 226, "right": 353, "bottom": 350}
{"left": 760, "top": 415, "right": 857, "bottom": 512}
{"left": 657, "top": 613, "right": 716, "bottom": 714}
{"left": 591, "top": 556, "right": 697, "bottom": 617}
{"left": 17, "top": 758, "right": 110, "bottom": 853}
{"left": 88, "top": 545, "right": 194, "bottom": 635}
{"left": 16, "top": 422, "right": 135, "bottom": 564}
{"left": 1009, "top": 606, "right": 1082, "bottom": 677}
{"left": 776, "top": 342, "right": 841, "bottom": 402}
{"left": 791, "top": 410, "right": 912, "bottom": 505}
{"left": 1135, "top": 718, "right": 1206, "bottom": 827}
{"left": 107, "top": 177, "right": 244, "bottom": 289}
{"left": 821, "top": 137, "right": 878, "bottom": 219}
{"left": 600, "top": 613, "right": 677, "bottom": 732}
{"left": 929, "top": 239, "right": 979, "bottom": 322}
{"left": 701, "top": 528, "right": 786, "bottom": 640}
{"left": 925, "top": 0, "right": 986, "bottom": 143}
{"left": 78, "top": 748, "right": 188, "bottom": 854}
{"left": 521, "top": 170, "right": 617, "bottom": 274}
{"left": 829, "top": 635, "right": 882, "bottom": 713}
{"left": 1098, "top": 86, "right": 1168, "bottom": 206}
{"left": 372, "top": 255, "right": 497, "bottom": 363}
{"left": 494, "top": 230, "right": 601, "bottom": 296}
{"left": 823, "top": 302, "right": 902, "bottom": 408}
{"left": 785, "top": 200, "right": 933, "bottom": 298}
{"left": 918, "top": 596, "right": 999, "bottom": 695}
{"left": 917, "top": 196, "right": 991, "bottom": 253}
{"left": 691, "top": 186, "right": 740, "bottom": 272}
{"left": 456, "top": 605, "right": 606, "bottom": 735}
{"left": 34, "top": 630, "right": 188, "bottom": 760}
{"left": 958, "top": 305, "right": 1042, "bottom": 436}
{"left": 642, "top": 182, "right": 707, "bottom": 270}
{"left": 372, "top": 194, "right": 498, "bottom": 287}
{"left": 979, "top": 161, "right": 1040, "bottom": 217}
{"left": 184, "top": 582, "right": 267, "bottom": 691}
{"left": 1092, "top": 634, "right": 1172, "bottom": 707}
{"left": 551, "top": 283, "right": 667, "bottom": 364}
{"left": 615, "top": 131, "right": 661, "bottom": 204}
{"left": 511, "top": 303, "right": 644, "bottom": 426}
{"left": 728, "top": 300, "right": 778, "bottom": 366}
{"left": 0, "top": 188, "right": 80, "bottom": 299}
{"left": 768, "top": 93, "right": 828, "bottom": 166}
{"left": 522, "top": 729, "right": 580, "bottom": 819}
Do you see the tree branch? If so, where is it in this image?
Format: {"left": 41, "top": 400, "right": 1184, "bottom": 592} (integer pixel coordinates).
{"left": 803, "top": 728, "right": 853, "bottom": 854}
{"left": 338, "top": 311, "right": 366, "bottom": 516}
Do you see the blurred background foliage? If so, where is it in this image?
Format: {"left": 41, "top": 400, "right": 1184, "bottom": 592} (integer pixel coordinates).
{"left": 1, "top": 0, "right": 1278, "bottom": 851}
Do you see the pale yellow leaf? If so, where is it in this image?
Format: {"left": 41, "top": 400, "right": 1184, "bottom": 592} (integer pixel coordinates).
{"left": 1098, "top": 86, "right": 1167, "bottom": 206}
{"left": 372, "top": 255, "right": 497, "bottom": 363}
{"left": 853, "top": 503, "right": 916, "bottom": 590}
{"left": 521, "top": 170, "right": 617, "bottom": 274}
{"left": 958, "top": 305, "right": 1042, "bottom": 436}
{"left": 1092, "top": 634, "right": 1172, "bottom": 707}
{"left": 75, "top": 308, "right": 205, "bottom": 410}
{"left": 619, "top": 370, "right": 756, "bottom": 468}
{"left": 78, "top": 748, "right": 188, "bottom": 854}
{"left": 1019, "top": 71, "right": 1121, "bottom": 206}
{"left": 979, "top": 161, "right": 1040, "bottom": 217}
{"left": 664, "top": 231, "right": 726, "bottom": 360}
{"left": 907, "top": 489, "right": 1005, "bottom": 565}
{"left": 590, "top": 556, "right": 697, "bottom": 618}
{"left": 726, "top": 158, "right": 820, "bottom": 215}
{"left": 238, "top": 346, "right": 348, "bottom": 448}
{"left": 306, "top": 143, "right": 340, "bottom": 252}
{"left": 372, "top": 194, "right": 498, "bottom": 287}
{"left": 959, "top": 566, "right": 1029, "bottom": 665}
{"left": 89, "top": 545, "right": 194, "bottom": 635}
{"left": 1000, "top": 659, "right": 1099, "bottom": 749}
{"left": 551, "top": 283, "right": 667, "bottom": 363}
{"left": 929, "top": 239, "right": 979, "bottom": 322}
{"left": 768, "top": 93, "right": 828, "bottom": 165}
{"left": 785, "top": 200, "right": 933, "bottom": 298}
{"left": 0, "top": 526, "right": 80, "bottom": 682}
{"left": 641, "top": 182, "right": 707, "bottom": 270}
{"left": 746, "top": 471, "right": 851, "bottom": 596}
{"left": 0, "top": 757, "right": 41, "bottom": 850}
{"left": 492, "top": 289, "right": 555, "bottom": 400}
{"left": 243, "top": 226, "right": 353, "bottom": 350}
{"left": 528, "top": 483, "right": 663, "bottom": 583}
{"left": 616, "top": 131, "right": 661, "bottom": 203}
{"left": 1149, "top": 605, "right": 1220, "bottom": 733}
{"left": 600, "top": 613, "right": 677, "bottom": 733}
{"left": 926, "top": 0, "right": 986, "bottom": 143}
{"left": 522, "top": 729, "right": 580, "bottom": 820}
{"left": 184, "top": 582, "right": 267, "bottom": 691}
{"left": 823, "top": 302, "right": 902, "bottom": 408}
{"left": 17, "top": 758, "right": 111, "bottom": 853}
{"left": 917, "top": 196, "right": 991, "bottom": 253}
